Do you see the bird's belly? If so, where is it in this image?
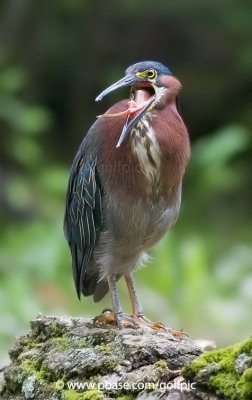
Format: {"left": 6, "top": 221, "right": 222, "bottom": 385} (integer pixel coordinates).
{"left": 107, "top": 194, "right": 181, "bottom": 250}
{"left": 94, "top": 189, "right": 181, "bottom": 277}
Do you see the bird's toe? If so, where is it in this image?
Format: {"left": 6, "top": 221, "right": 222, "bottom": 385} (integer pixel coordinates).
{"left": 93, "top": 309, "right": 117, "bottom": 326}
{"left": 133, "top": 314, "right": 188, "bottom": 340}
{"left": 116, "top": 313, "right": 138, "bottom": 329}
{"left": 93, "top": 309, "right": 138, "bottom": 329}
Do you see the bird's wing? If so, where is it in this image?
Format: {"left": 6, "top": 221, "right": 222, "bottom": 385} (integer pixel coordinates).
{"left": 64, "top": 152, "right": 103, "bottom": 298}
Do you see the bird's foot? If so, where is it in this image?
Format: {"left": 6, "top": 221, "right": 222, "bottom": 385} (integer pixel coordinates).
{"left": 94, "top": 310, "right": 187, "bottom": 339}
{"left": 93, "top": 308, "right": 117, "bottom": 326}
{"left": 166, "top": 328, "right": 188, "bottom": 339}
{"left": 94, "top": 308, "right": 137, "bottom": 329}
{"left": 116, "top": 311, "right": 139, "bottom": 329}
{"left": 133, "top": 313, "right": 188, "bottom": 340}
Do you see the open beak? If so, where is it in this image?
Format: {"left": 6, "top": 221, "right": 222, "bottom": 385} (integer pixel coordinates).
{"left": 96, "top": 73, "right": 156, "bottom": 147}
{"left": 95, "top": 73, "right": 136, "bottom": 102}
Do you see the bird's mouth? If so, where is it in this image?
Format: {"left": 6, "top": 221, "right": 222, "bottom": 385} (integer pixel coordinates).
{"left": 131, "top": 84, "right": 156, "bottom": 113}
{"left": 114, "top": 84, "right": 156, "bottom": 147}
{"left": 96, "top": 77, "right": 156, "bottom": 147}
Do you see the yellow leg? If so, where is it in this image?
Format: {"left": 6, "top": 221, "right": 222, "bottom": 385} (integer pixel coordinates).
{"left": 94, "top": 274, "right": 137, "bottom": 328}
{"left": 124, "top": 273, "right": 187, "bottom": 339}
{"left": 124, "top": 272, "right": 143, "bottom": 316}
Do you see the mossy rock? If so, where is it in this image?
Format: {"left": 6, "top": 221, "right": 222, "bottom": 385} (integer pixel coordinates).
{"left": 63, "top": 388, "right": 104, "bottom": 399}
{"left": 183, "top": 337, "right": 252, "bottom": 400}
{"left": 0, "top": 315, "right": 203, "bottom": 399}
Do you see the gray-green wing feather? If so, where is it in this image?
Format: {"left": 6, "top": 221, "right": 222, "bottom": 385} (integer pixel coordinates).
{"left": 64, "top": 154, "right": 102, "bottom": 298}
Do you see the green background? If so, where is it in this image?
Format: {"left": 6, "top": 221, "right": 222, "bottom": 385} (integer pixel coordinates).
{"left": 0, "top": 0, "right": 252, "bottom": 366}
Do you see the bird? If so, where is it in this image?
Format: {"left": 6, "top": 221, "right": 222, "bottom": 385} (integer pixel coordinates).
{"left": 64, "top": 61, "right": 190, "bottom": 334}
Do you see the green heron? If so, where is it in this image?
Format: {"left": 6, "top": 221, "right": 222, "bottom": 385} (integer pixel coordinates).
{"left": 64, "top": 61, "right": 190, "bottom": 334}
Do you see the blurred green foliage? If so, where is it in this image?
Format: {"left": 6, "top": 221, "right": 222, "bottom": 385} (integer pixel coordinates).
{"left": 0, "top": 0, "right": 252, "bottom": 366}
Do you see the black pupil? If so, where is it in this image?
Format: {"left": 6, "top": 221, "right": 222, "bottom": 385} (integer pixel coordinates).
{"left": 148, "top": 70, "right": 154, "bottom": 77}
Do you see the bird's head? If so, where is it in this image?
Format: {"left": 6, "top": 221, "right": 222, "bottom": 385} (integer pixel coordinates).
{"left": 96, "top": 61, "right": 180, "bottom": 147}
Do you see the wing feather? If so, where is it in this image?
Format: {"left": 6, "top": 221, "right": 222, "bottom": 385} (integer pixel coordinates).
{"left": 64, "top": 154, "right": 103, "bottom": 298}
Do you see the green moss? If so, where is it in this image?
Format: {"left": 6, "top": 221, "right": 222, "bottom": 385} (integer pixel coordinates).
{"left": 183, "top": 337, "right": 252, "bottom": 400}
{"left": 82, "top": 390, "right": 104, "bottom": 400}
{"left": 63, "top": 389, "right": 84, "bottom": 399}
{"left": 154, "top": 360, "right": 168, "bottom": 370}
{"left": 96, "top": 344, "right": 111, "bottom": 352}
{"left": 53, "top": 335, "right": 71, "bottom": 350}
{"left": 15, "top": 335, "right": 43, "bottom": 354}
{"left": 4, "top": 361, "right": 38, "bottom": 395}
{"left": 63, "top": 389, "right": 104, "bottom": 400}
{"left": 209, "top": 372, "right": 237, "bottom": 398}
{"left": 79, "top": 339, "right": 88, "bottom": 348}
{"left": 51, "top": 335, "right": 90, "bottom": 351}
{"left": 19, "top": 335, "right": 37, "bottom": 348}
{"left": 117, "top": 395, "right": 135, "bottom": 400}
{"left": 240, "top": 338, "right": 252, "bottom": 354}
{"left": 106, "top": 357, "right": 118, "bottom": 371}
{"left": 239, "top": 367, "right": 252, "bottom": 400}
{"left": 22, "top": 359, "right": 39, "bottom": 376}
{"left": 50, "top": 322, "right": 66, "bottom": 338}
{"left": 21, "top": 358, "right": 50, "bottom": 381}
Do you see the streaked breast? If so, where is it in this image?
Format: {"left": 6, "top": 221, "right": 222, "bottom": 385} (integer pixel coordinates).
{"left": 131, "top": 116, "right": 161, "bottom": 184}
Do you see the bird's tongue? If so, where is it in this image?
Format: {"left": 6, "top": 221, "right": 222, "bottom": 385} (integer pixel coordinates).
{"left": 134, "top": 89, "right": 151, "bottom": 106}
{"left": 126, "top": 89, "right": 152, "bottom": 116}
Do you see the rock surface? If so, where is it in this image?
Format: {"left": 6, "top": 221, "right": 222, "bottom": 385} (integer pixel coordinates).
{"left": 0, "top": 315, "right": 222, "bottom": 400}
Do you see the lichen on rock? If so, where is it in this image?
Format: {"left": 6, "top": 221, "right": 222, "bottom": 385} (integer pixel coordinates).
{"left": 0, "top": 315, "right": 204, "bottom": 399}
{"left": 2, "top": 315, "right": 250, "bottom": 399}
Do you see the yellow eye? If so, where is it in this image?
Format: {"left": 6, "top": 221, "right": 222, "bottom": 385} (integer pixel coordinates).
{"left": 147, "top": 69, "right": 156, "bottom": 79}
